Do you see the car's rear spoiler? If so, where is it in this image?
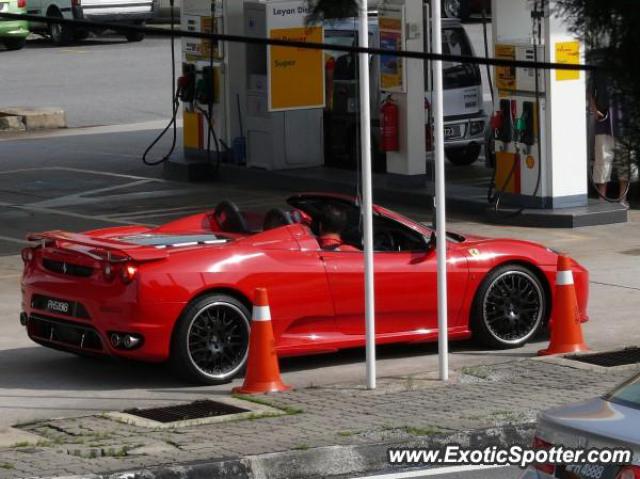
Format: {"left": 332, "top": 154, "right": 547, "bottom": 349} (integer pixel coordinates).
{"left": 27, "top": 230, "right": 168, "bottom": 262}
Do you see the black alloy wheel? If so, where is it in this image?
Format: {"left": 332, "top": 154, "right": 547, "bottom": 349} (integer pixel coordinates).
{"left": 172, "top": 294, "right": 250, "bottom": 384}
{"left": 472, "top": 265, "right": 547, "bottom": 348}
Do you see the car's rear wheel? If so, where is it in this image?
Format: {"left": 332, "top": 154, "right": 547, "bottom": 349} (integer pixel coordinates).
{"left": 446, "top": 144, "right": 481, "bottom": 166}
{"left": 472, "top": 265, "right": 547, "bottom": 349}
{"left": 171, "top": 293, "right": 251, "bottom": 385}
{"left": 73, "top": 29, "right": 90, "bottom": 41}
{"left": 3, "top": 37, "right": 26, "bottom": 50}
{"left": 49, "top": 10, "right": 74, "bottom": 45}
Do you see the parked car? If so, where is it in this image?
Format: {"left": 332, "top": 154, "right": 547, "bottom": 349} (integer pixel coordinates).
{"left": 0, "top": 0, "right": 29, "bottom": 50}
{"left": 442, "top": 0, "right": 491, "bottom": 21}
{"left": 19, "top": 193, "right": 589, "bottom": 385}
{"left": 520, "top": 370, "right": 640, "bottom": 478}
{"left": 26, "top": 0, "right": 157, "bottom": 44}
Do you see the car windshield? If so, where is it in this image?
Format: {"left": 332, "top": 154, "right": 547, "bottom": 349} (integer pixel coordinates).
{"left": 442, "top": 27, "right": 481, "bottom": 89}
{"left": 605, "top": 373, "right": 640, "bottom": 410}
{"left": 325, "top": 25, "right": 480, "bottom": 89}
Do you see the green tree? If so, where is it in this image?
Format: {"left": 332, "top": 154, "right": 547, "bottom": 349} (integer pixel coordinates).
{"left": 557, "top": 0, "right": 640, "bottom": 155}
{"left": 307, "top": 0, "right": 359, "bottom": 22}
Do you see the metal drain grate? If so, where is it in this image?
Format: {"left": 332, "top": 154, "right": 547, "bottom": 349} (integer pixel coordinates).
{"left": 124, "top": 400, "right": 249, "bottom": 423}
{"left": 566, "top": 347, "right": 640, "bottom": 367}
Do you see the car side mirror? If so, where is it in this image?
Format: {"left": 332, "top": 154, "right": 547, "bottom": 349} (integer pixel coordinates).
{"left": 419, "top": 232, "right": 435, "bottom": 253}
{"left": 427, "top": 231, "right": 436, "bottom": 250}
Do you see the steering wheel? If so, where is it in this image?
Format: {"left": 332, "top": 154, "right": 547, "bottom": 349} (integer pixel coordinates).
{"left": 263, "top": 208, "right": 294, "bottom": 230}
{"left": 374, "top": 231, "right": 396, "bottom": 251}
{"left": 213, "top": 200, "right": 250, "bottom": 234}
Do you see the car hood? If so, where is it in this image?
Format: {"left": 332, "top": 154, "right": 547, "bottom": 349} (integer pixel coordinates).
{"left": 539, "top": 397, "right": 640, "bottom": 448}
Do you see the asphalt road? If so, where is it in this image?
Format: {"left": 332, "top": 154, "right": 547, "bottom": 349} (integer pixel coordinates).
{"left": 0, "top": 33, "right": 181, "bottom": 128}
{"left": 0, "top": 23, "right": 493, "bottom": 128}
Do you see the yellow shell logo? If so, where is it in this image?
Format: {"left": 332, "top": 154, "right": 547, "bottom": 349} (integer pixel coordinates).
{"left": 526, "top": 155, "right": 536, "bottom": 169}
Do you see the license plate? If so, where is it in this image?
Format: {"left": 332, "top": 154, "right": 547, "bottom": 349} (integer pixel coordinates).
{"left": 444, "top": 125, "right": 462, "bottom": 140}
{"left": 557, "top": 464, "right": 620, "bottom": 479}
{"left": 31, "top": 295, "right": 73, "bottom": 316}
{"left": 46, "top": 299, "right": 72, "bottom": 315}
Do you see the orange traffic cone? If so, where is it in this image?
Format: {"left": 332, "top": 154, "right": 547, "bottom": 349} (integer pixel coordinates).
{"left": 538, "top": 255, "right": 589, "bottom": 356}
{"left": 233, "top": 288, "right": 291, "bottom": 394}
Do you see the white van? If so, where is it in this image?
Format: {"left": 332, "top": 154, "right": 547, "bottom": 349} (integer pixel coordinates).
{"left": 27, "top": 0, "right": 157, "bottom": 44}
{"left": 324, "top": 16, "right": 487, "bottom": 169}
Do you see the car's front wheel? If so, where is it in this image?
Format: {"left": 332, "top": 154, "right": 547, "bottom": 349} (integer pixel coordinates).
{"left": 472, "top": 265, "right": 547, "bottom": 349}
{"left": 3, "top": 37, "right": 26, "bottom": 50}
{"left": 49, "top": 10, "right": 74, "bottom": 45}
{"left": 171, "top": 293, "right": 251, "bottom": 385}
{"left": 125, "top": 22, "right": 145, "bottom": 42}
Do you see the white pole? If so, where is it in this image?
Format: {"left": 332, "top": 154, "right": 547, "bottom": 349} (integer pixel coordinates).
{"left": 359, "top": 0, "right": 376, "bottom": 390}
{"left": 432, "top": 0, "right": 449, "bottom": 381}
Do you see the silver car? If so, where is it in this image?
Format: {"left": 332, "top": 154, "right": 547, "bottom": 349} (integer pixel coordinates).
{"left": 520, "top": 371, "right": 640, "bottom": 479}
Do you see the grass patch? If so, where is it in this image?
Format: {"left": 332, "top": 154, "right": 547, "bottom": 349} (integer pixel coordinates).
{"left": 11, "top": 441, "right": 31, "bottom": 448}
{"left": 67, "top": 445, "right": 130, "bottom": 459}
{"left": 400, "top": 425, "right": 442, "bottom": 437}
{"left": 381, "top": 424, "right": 442, "bottom": 437}
{"left": 460, "top": 365, "right": 491, "bottom": 380}
{"left": 337, "top": 430, "right": 354, "bottom": 437}
{"left": 293, "top": 444, "right": 310, "bottom": 451}
{"left": 0, "top": 463, "right": 14, "bottom": 470}
{"left": 233, "top": 394, "right": 303, "bottom": 417}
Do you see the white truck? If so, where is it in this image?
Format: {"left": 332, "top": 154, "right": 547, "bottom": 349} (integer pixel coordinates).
{"left": 27, "top": 0, "right": 158, "bottom": 44}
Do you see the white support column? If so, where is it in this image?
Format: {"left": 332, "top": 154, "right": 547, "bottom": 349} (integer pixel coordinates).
{"left": 432, "top": 0, "right": 449, "bottom": 382}
{"left": 360, "top": 0, "right": 377, "bottom": 391}
{"left": 384, "top": 0, "right": 426, "bottom": 177}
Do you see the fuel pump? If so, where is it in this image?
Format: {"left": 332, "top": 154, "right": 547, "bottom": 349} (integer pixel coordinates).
{"left": 179, "top": 0, "right": 226, "bottom": 172}
{"left": 488, "top": 0, "right": 549, "bottom": 210}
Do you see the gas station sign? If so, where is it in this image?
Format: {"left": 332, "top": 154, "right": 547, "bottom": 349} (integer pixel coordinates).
{"left": 378, "top": 5, "right": 406, "bottom": 93}
{"left": 555, "top": 41, "right": 581, "bottom": 81}
{"left": 267, "top": 0, "right": 325, "bottom": 111}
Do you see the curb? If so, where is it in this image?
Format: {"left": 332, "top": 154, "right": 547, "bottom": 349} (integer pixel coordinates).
{"left": 0, "top": 107, "right": 66, "bottom": 132}
{"left": 56, "top": 422, "right": 536, "bottom": 479}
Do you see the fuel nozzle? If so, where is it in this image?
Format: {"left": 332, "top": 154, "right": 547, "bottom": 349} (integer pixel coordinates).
{"left": 493, "top": 99, "right": 513, "bottom": 143}
{"left": 178, "top": 64, "right": 196, "bottom": 103}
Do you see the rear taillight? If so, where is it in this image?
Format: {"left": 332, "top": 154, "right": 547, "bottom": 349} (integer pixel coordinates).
{"left": 71, "top": 0, "right": 80, "bottom": 6}
{"left": 532, "top": 436, "right": 555, "bottom": 475}
{"left": 17, "top": 0, "right": 26, "bottom": 8}
{"left": 617, "top": 466, "right": 640, "bottom": 479}
{"left": 121, "top": 263, "right": 138, "bottom": 284}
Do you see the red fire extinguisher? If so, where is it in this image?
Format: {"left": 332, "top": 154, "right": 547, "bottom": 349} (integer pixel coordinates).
{"left": 380, "top": 96, "right": 399, "bottom": 152}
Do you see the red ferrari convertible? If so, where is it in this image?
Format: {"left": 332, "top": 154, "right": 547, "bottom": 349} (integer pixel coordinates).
{"left": 20, "top": 193, "right": 589, "bottom": 384}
